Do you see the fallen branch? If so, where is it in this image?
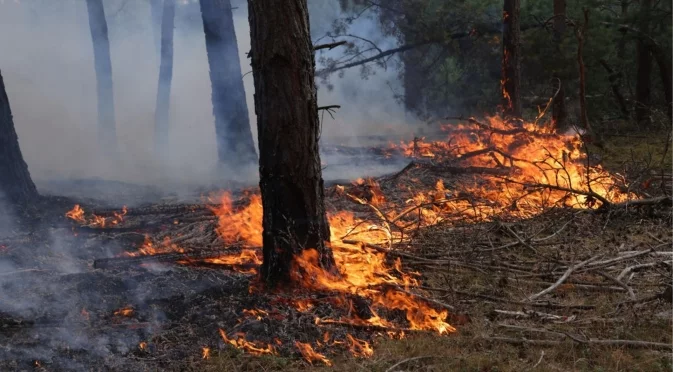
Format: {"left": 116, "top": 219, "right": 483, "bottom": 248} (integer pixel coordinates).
{"left": 385, "top": 356, "right": 433, "bottom": 372}
{"left": 527, "top": 255, "right": 601, "bottom": 301}
{"left": 93, "top": 248, "right": 254, "bottom": 269}
{"left": 484, "top": 335, "right": 672, "bottom": 350}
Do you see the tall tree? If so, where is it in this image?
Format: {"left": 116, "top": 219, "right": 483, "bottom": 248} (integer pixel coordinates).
{"left": 86, "top": 0, "right": 117, "bottom": 152}
{"left": 0, "top": 69, "right": 38, "bottom": 206}
{"left": 248, "top": 0, "right": 336, "bottom": 285}
{"left": 551, "top": 0, "right": 567, "bottom": 130}
{"left": 199, "top": 0, "right": 257, "bottom": 167}
{"left": 154, "top": 0, "right": 175, "bottom": 152}
{"left": 501, "top": 0, "right": 521, "bottom": 118}
{"left": 635, "top": 0, "right": 652, "bottom": 125}
{"left": 149, "top": 0, "right": 163, "bottom": 57}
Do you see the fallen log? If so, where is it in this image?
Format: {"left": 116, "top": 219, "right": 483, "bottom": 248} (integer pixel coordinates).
{"left": 93, "top": 248, "right": 256, "bottom": 269}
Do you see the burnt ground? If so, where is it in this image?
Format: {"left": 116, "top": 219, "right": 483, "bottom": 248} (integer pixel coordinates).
{"left": 0, "top": 135, "right": 671, "bottom": 372}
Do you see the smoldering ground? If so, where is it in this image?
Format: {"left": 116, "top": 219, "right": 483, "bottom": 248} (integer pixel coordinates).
{"left": 0, "top": 0, "right": 414, "bottom": 203}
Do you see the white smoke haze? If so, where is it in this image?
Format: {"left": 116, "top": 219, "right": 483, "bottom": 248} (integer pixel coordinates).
{"left": 0, "top": 0, "right": 412, "bottom": 195}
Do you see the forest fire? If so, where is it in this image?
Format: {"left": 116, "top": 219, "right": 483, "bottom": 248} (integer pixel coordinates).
{"left": 61, "top": 116, "right": 637, "bottom": 362}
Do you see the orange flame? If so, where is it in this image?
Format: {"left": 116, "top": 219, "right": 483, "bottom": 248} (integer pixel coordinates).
{"left": 65, "top": 205, "right": 85, "bottom": 223}
{"left": 202, "top": 347, "right": 211, "bottom": 359}
{"left": 218, "top": 329, "right": 276, "bottom": 356}
{"left": 113, "top": 307, "right": 134, "bottom": 317}
{"left": 346, "top": 334, "right": 374, "bottom": 358}
{"left": 295, "top": 341, "right": 332, "bottom": 366}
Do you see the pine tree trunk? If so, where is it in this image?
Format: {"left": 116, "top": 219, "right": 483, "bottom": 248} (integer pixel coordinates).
{"left": 150, "top": 0, "right": 163, "bottom": 58}
{"left": 650, "top": 45, "right": 672, "bottom": 120}
{"left": 501, "top": 0, "right": 522, "bottom": 119}
{"left": 616, "top": 0, "right": 629, "bottom": 59}
{"left": 86, "top": 0, "right": 117, "bottom": 152}
{"left": 199, "top": 0, "right": 257, "bottom": 167}
{"left": 248, "top": 0, "right": 336, "bottom": 285}
{"left": 154, "top": 0, "right": 175, "bottom": 152}
{"left": 635, "top": 0, "right": 652, "bottom": 126}
{"left": 551, "top": 0, "right": 567, "bottom": 130}
{"left": 0, "top": 69, "right": 38, "bottom": 206}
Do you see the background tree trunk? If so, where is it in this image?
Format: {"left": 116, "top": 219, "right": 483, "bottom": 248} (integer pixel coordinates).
{"left": 149, "top": 0, "right": 163, "bottom": 58}
{"left": 154, "top": 0, "right": 175, "bottom": 153}
{"left": 0, "top": 69, "right": 38, "bottom": 206}
{"left": 635, "top": 0, "right": 652, "bottom": 126}
{"left": 199, "top": 0, "right": 258, "bottom": 167}
{"left": 501, "top": 0, "right": 522, "bottom": 118}
{"left": 86, "top": 0, "right": 117, "bottom": 152}
{"left": 551, "top": 0, "right": 567, "bottom": 130}
{"left": 616, "top": 0, "right": 629, "bottom": 59}
{"left": 248, "top": 0, "right": 336, "bottom": 285}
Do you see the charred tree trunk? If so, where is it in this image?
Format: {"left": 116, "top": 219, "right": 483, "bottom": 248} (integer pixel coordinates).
{"left": 650, "top": 45, "right": 672, "bottom": 120}
{"left": 0, "top": 69, "right": 38, "bottom": 206}
{"left": 635, "top": 0, "right": 652, "bottom": 126}
{"left": 551, "top": 0, "right": 567, "bottom": 130}
{"left": 248, "top": 0, "right": 336, "bottom": 285}
{"left": 403, "top": 50, "right": 423, "bottom": 116}
{"left": 149, "top": 0, "right": 163, "bottom": 57}
{"left": 501, "top": 0, "right": 522, "bottom": 119}
{"left": 154, "top": 0, "right": 175, "bottom": 152}
{"left": 616, "top": 0, "right": 629, "bottom": 59}
{"left": 86, "top": 0, "right": 117, "bottom": 152}
{"left": 199, "top": 0, "right": 258, "bottom": 167}
{"left": 599, "top": 59, "right": 630, "bottom": 118}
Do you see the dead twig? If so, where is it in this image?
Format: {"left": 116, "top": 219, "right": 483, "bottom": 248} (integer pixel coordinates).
{"left": 527, "top": 255, "right": 601, "bottom": 301}
{"left": 385, "top": 356, "right": 433, "bottom": 372}
{"left": 313, "top": 40, "right": 347, "bottom": 51}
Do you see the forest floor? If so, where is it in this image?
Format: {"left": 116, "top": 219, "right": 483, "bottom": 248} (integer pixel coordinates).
{"left": 0, "top": 129, "right": 670, "bottom": 371}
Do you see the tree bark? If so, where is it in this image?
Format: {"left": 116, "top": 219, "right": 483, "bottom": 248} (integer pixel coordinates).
{"left": 154, "top": 0, "right": 175, "bottom": 152}
{"left": 248, "top": 0, "right": 336, "bottom": 285}
{"left": 0, "top": 69, "right": 38, "bottom": 206}
{"left": 199, "top": 0, "right": 257, "bottom": 167}
{"left": 616, "top": 0, "right": 629, "bottom": 59}
{"left": 551, "top": 0, "right": 567, "bottom": 130}
{"left": 576, "top": 9, "right": 594, "bottom": 138}
{"left": 635, "top": 0, "right": 652, "bottom": 126}
{"left": 649, "top": 45, "right": 672, "bottom": 120}
{"left": 86, "top": 0, "right": 117, "bottom": 152}
{"left": 599, "top": 59, "right": 630, "bottom": 118}
{"left": 501, "top": 0, "right": 522, "bottom": 119}
{"left": 552, "top": 0, "right": 566, "bottom": 42}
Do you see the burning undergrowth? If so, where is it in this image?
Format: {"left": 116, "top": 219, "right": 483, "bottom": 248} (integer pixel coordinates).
{"left": 58, "top": 117, "right": 639, "bottom": 364}
{"left": 2, "top": 116, "right": 664, "bottom": 370}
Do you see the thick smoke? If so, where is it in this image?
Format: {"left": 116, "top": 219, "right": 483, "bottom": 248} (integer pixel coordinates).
{"left": 0, "top": 0, "right": 409, "bottom": 193}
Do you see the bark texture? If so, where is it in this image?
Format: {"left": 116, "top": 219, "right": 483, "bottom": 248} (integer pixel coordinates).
{"left": 0, "top": 69, "right": 38, "bottom": 206}
{"left": 551, "top": 0, "right": 567, "bottom": 130}
{"left": 86, "top": 0, "right": 117, "bottom": 152}
{"left": 154, "top": 0, "right": 175, "bottom": 152}
{"left": 248, "top": 0, "right": 336, "bottom": 285}
{"left": 635, "top": 0, "right": 652, "bottom": 125}
{"left": 199, "top": 0, "right": 258, "bottom": 166}
{"left": 501, "top": 0, "right": 521, "bottom": 118}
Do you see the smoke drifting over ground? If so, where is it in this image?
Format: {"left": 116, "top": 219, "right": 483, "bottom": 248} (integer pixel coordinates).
{"left": 0, "top": 0, "right": 409, "bottom": 194}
